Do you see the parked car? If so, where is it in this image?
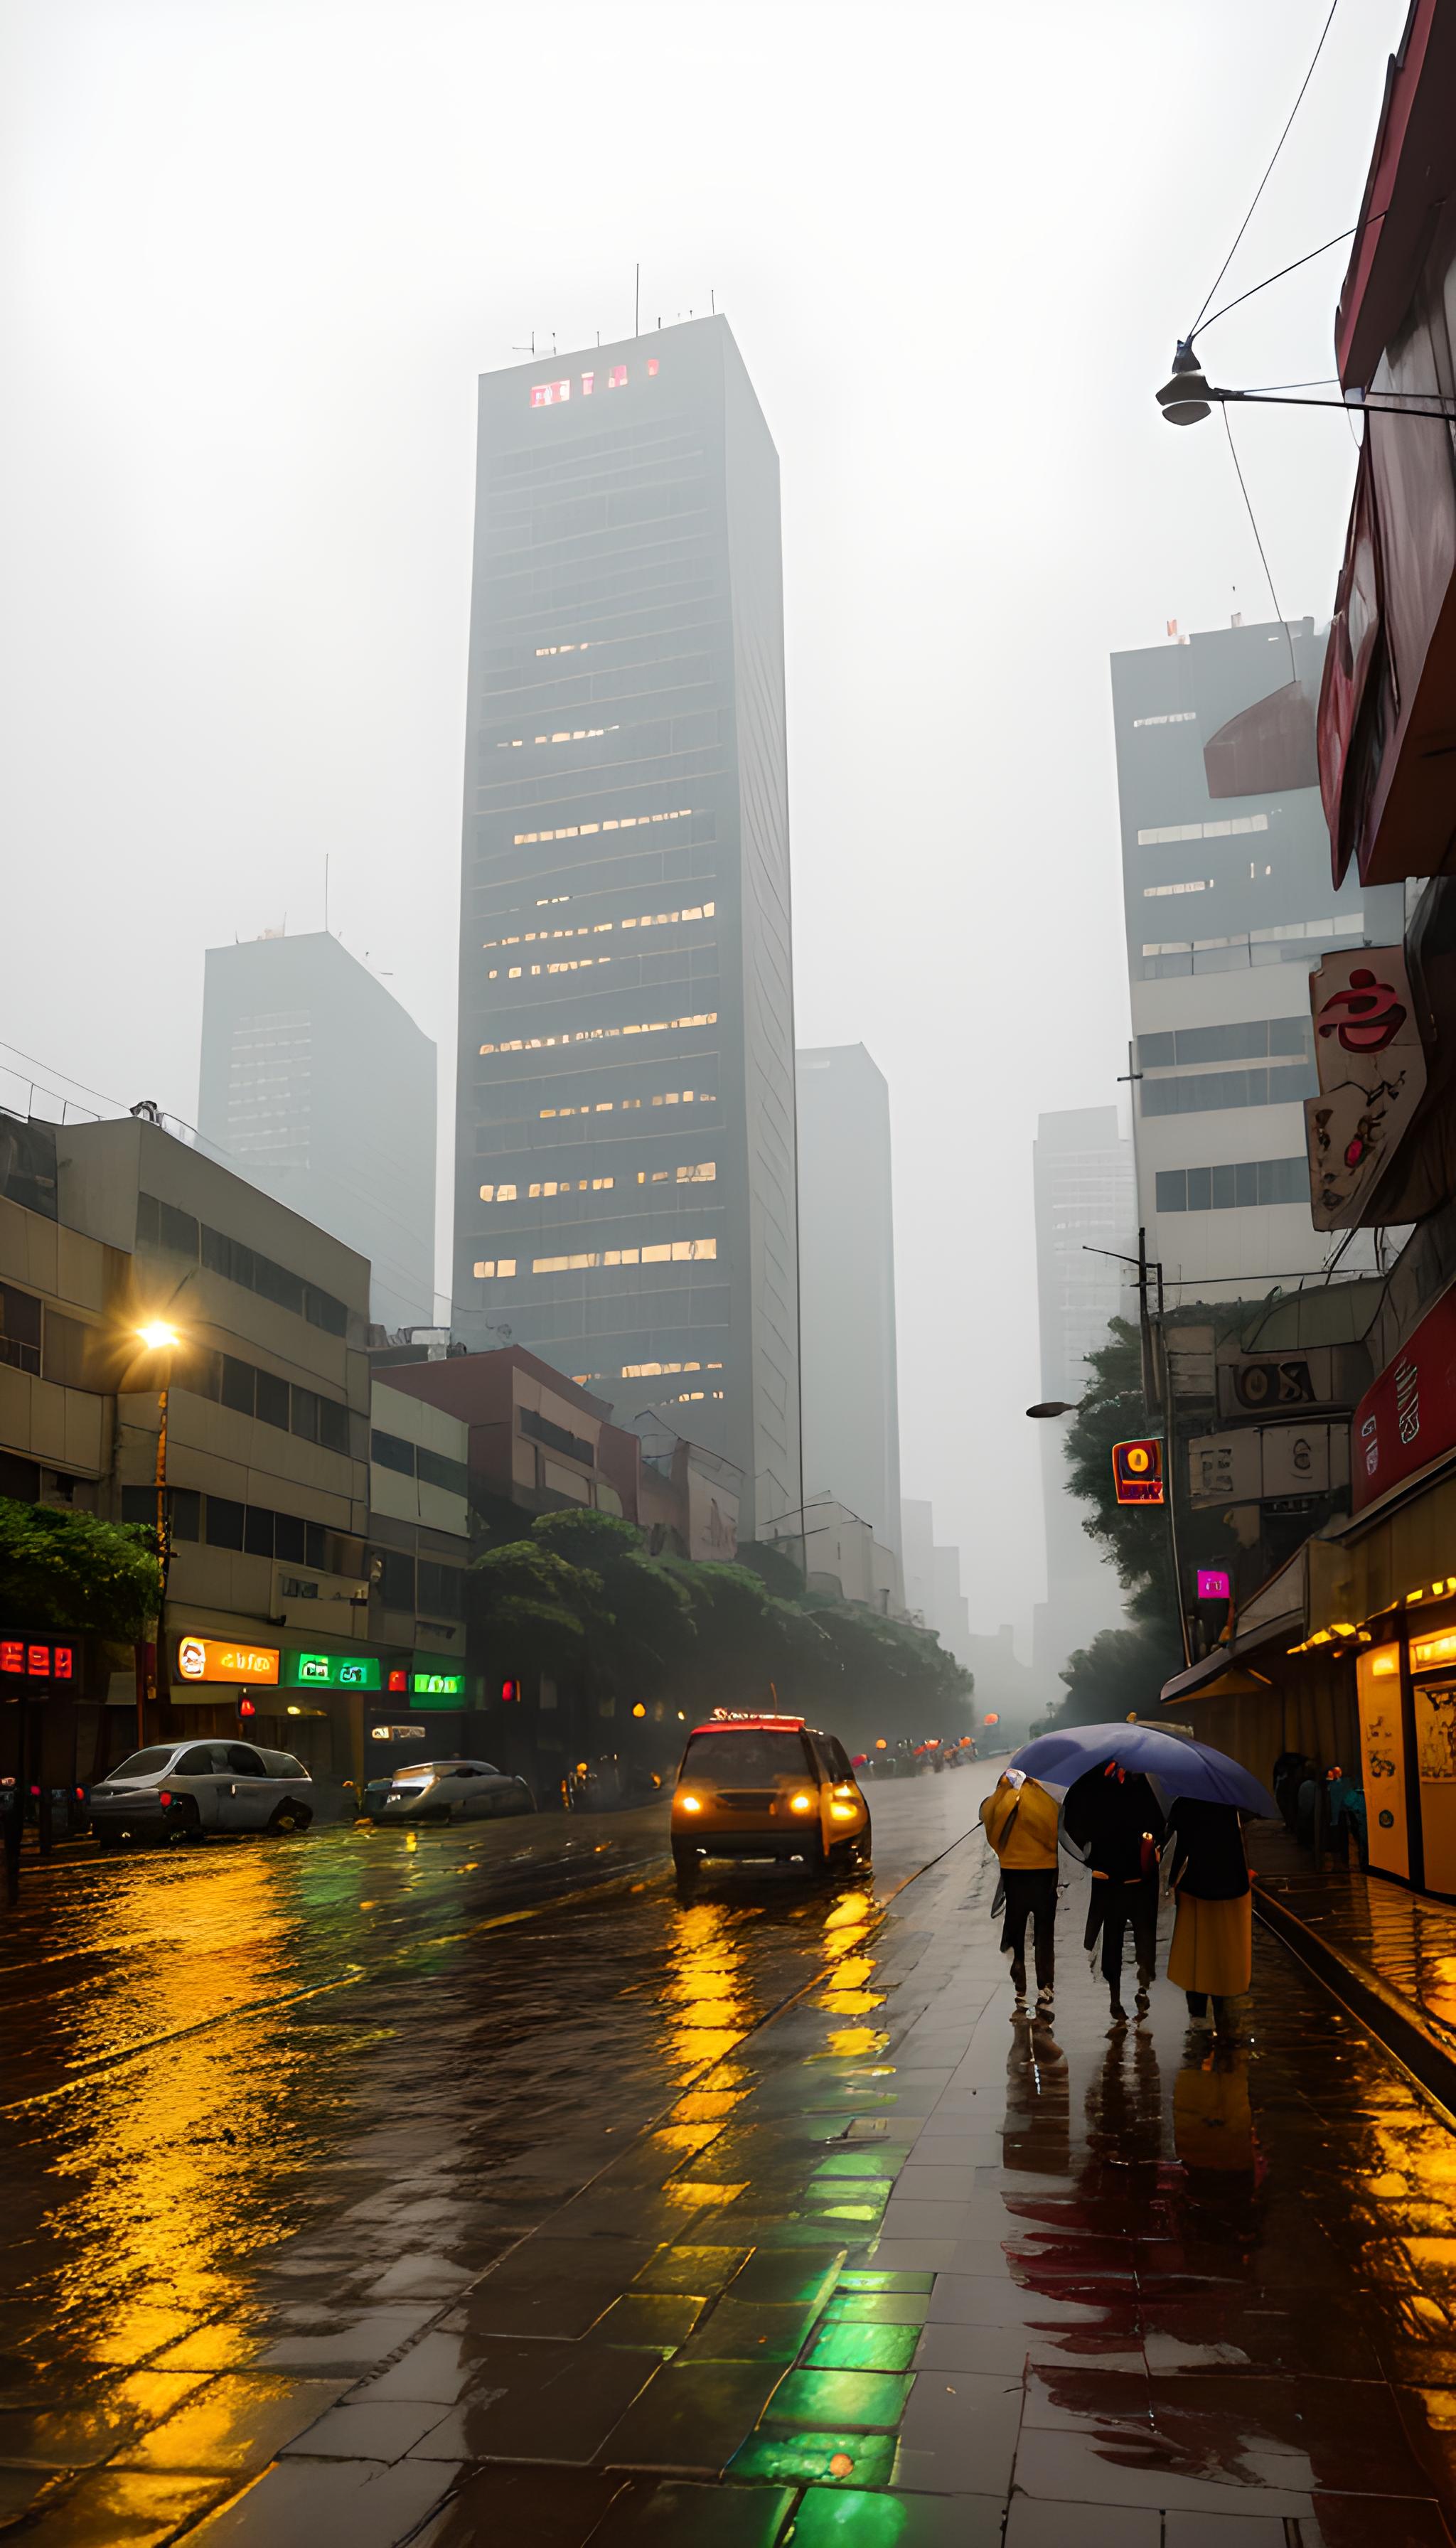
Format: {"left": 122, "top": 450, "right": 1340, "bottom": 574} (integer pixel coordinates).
{"left": 670, "top": 1712, "right": 870, "bottom": 1885}
{"left": 90, "top": 1741, "right": 315, "bottom": 1843}
{"left": 362, "top": 1758, "right": 536, "bottom": 1825}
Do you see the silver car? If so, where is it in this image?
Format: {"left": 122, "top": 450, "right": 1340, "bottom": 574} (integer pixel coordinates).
{"left": 90, "top": 1740, "right": 315, "bottom": 1843}
{"left": 363, "top": 1757, "right": 535, "bottom": 1825}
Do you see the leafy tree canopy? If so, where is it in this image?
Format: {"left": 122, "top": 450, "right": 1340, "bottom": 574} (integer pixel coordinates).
{"left": 0, "top": 1499, "right": 159, "bottom": 1639}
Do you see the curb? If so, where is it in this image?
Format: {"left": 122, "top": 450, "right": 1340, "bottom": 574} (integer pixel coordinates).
{"left": 1253, "top": 1878, "right": 1456, "bottom": 2125}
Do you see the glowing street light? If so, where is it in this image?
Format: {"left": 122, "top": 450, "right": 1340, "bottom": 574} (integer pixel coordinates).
{"left": 136, "top": 1320, "right": 180, "bottom": 1353}
{"left": 134, "top": 1318, "right": 186, "bottom": 1719}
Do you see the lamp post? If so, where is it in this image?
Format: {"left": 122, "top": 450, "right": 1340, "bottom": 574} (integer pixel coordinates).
{"left": 136, "top": 1321, "right": 181, "bottom": 1735}
{"left": 1155, "top": 341, "right": 1456, "bottom": 428}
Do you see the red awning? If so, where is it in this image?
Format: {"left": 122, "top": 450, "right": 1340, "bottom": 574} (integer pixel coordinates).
{"left": 1318, "top": 441, "right": 1386, "bottom": 889}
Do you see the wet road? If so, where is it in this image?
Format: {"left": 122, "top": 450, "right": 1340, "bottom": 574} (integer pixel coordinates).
{"left": 5, "top": 1762, "right": 1456, "bottom": 2543}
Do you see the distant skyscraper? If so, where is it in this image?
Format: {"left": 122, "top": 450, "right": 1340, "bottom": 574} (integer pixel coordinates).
{"left": 796, "top": 1045, "right": 901, "bottom": 1559}
{"left": 1031, "top": 1105, "right": 1135, "bottom": 1679}
{"left": 198, "top": 931, "right": 436, "bottom": 1332}
{"left": 453, "top": 316, "right": 799, "bottom": 1535}
{"left": 1110, "top": 615, "right": 1403, "bottom": 1297}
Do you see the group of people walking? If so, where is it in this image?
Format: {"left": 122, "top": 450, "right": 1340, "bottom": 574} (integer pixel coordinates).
{"left": 980, "top": 1761, "right": 1252, "bottom": 2034}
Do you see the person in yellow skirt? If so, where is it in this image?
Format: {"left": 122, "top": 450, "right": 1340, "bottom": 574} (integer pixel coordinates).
{"left": 980, "top": 1769, "right": 1061, "bottom": 2008}
{"left": 1162, "top": 1793, "right": 1252, "bottom": 2036}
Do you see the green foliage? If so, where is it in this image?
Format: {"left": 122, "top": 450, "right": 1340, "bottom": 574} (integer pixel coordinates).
{"left": 472, "top": 1517, "right": 970, "bottom": 1740}
{"left": 0, "top": 1498, "right": 160, "bottom": 1639}
{"left": 1038, "top": 1620, "right": 1184, "bottom": 1733}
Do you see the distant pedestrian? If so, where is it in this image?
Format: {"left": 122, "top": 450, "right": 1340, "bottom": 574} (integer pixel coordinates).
{"left": 981, "top": 1769, "right": 1060, "bottom": 2009}
{"left": 1327, "top": 1765, "right": 1369, "bottom": 1871}
{"left": 1295, "top": 1767, "right": 1320, "bottom": 1851}
{"left": 1272, "top": 1748, "right": 1304, "bottom": 1833}
{"left": 1163, "top": 1794, "right": 1252, "bottom": 2037}
{"left": 1063, "top": 1762, "right": 1165, "bottom": 2022}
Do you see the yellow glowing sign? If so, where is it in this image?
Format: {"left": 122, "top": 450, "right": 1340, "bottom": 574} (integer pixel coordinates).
{"left": 1411, "top": 1628, "right": 1456, "bottom": 1673}
{"left": 1371, "top": 1649, "right": 1400, "bottom": 1678}
{"left": 176, "top": 1636, "right": 279, "bottom": 1686}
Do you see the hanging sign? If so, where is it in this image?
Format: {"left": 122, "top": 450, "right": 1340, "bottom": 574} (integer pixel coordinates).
{"left": 1305, "top": 948, "right": 1425, "bottom": 1228}
{"left": 1112, "top": 1439, "right": 1165, "bottom": 1505}
{"left": 176, "top": 1637, "right": 279, "bottom": 1686}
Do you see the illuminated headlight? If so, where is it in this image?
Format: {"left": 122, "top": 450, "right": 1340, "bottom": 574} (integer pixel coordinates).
{"left": 678, "top": 1793, "right": 702, "bottom": 1814}
{"left": 830, "top": 1802, "right": 857, "bottom": 1821}
{"left": 789, "top": 1792, "right": 814, "bottom": 1814}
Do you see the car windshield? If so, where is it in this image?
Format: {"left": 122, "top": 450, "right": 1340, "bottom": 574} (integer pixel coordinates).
{"left": 107, "top": 1748, "right": 176, "bottom": 1780}
{"left": 682, "top": 1730, "right": 810, "bottom": 1783}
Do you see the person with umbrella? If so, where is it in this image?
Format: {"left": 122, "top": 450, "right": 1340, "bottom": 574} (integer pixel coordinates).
{"left": 1062, "top": 1760, "right": 1165, "bottom": 2023}
{"left": 980, "top": 1766, "right": 1060, "bottom": 2008}
{"left": 1008, "top": 1720, "right": 1273, "bottom": 2038}
{"left": 1162, "top": 1792, "right": 1253, "bottom": 2034}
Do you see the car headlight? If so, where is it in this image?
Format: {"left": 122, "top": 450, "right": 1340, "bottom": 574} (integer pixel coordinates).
{"left": 789, "top": 1792, "right": 814, "bottom": 1813}
{"left": 678, "top": 1793, "right": 702, "bottom": 1814}
{"left": 830, "top": 1802, "right": 857, "bottom": 1821}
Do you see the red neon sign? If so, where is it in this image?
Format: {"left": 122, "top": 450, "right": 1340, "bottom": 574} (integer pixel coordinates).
{"left": 1, "top": 1639, "right": 75, "bottom": 1681}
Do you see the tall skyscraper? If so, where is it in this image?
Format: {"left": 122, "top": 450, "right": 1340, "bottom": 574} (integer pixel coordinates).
{"left": 453, "top": 317, "right": 799, "bottom": 1535}
{"left": 796, "top": 1044, "right": 901, "bottom": 1559}
{"left": 198, "top": 930, "right": 436, "bottom": 1332}
{"left": 1111, "top": 615, "right": 1404, "bottom": 1297}
{"left": 1031, "top": 1104, "right": 1135, "bottom": 1677}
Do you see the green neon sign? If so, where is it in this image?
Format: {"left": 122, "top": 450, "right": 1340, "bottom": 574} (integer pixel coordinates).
{"left": 412, "top": 1670, "right": 463, "bottom": 1698}
{"left": 287, "top": 1652, "right": 382, "bottom": 1691}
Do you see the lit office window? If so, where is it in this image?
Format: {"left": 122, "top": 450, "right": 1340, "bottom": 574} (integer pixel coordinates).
{"left": 1136, "top": 813, "right": 1268, "bottom": 846}
{"left": 512, "top": 808, "right": 692, "bottom": 846}
{"left": 480, "top": 1014, "right": 717, "bottom": 1056}
{"left": 478, "top": 1184, "right": 519, "bottom": 1201}
{"left": 637, "top": 1162, "right": 716, "bottom": 1185}
{"left": 529, "top": 379, "right": 571, "bottom": 407}
{"left": 532, "top": 1238, "right": 718, "bottom": 1274}
{"left": 473, "top": 1259, "right": 518, "bottom": 1278}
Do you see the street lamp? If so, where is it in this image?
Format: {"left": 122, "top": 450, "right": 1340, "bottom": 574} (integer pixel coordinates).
{"left": 1025, "top": 1401, "right": 1083, "bottom": 1420}
{"left": 1156, "top": 338, "right": 1456, "bottom": 427}
{"left": 135, "top": 1320, "right": 181, "bottom": 1724}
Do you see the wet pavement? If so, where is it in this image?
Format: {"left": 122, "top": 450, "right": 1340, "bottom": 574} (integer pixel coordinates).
{"left": 3, "top": 1765, "right": 1456, "bottom": 2543}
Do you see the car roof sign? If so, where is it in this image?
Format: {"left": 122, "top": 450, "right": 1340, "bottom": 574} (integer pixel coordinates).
{"left": 690, "top": 1713, "right": 806, "bottom": 1735}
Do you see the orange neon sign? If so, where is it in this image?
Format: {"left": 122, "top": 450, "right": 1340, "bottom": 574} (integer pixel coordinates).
{"left": 176, "top": 1636, "right": 279, "bottom": 1686}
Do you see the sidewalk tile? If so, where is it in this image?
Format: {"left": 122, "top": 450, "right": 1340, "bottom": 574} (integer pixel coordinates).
{"left": 0, "top": 2470, "right": 230, "bottom": 2545}
{"left": 586, "top": 2475, "right": 795, "bottom": 2544}
{"left": 603, "top": 2360, "right": 786, "bottom": 2475}
{"left": 786, "top": 2490, "right": 1004, "bottom": 2547}
{"left": 185, "top": 2456, "right": 456, "bottom": 2546}
{"left": 892, "top": 2369, "right": 1022, "bottom": 2494}
{"left": 109, "top": 2375, "right": 352, "bottom": 2471}
{"left": 407, "top": 2463, "right": 624, "bottom": 2548}
{"left": 1005, "top": 2503, "right": 1160, "bottom": 2548}
{"left": 727, "top": 2428, "right": 896, "bottom": 2488}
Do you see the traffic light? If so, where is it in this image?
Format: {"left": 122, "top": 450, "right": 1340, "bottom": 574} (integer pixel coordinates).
{"left": 500, "top": 1679, "right": 518, "bottom": 1703}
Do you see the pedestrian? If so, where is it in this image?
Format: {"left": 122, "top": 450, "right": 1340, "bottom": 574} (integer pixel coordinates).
{"left": 980, "top": 1767, "right": 1060, "bottom": 2010}
{"left": 1327, "top": 1765, "right": 1369, "bottom": 1871}
{"left": 1272, "top": 1747, "right": 1304, "bottom": 1833}
{"left": 1295, "top": 1765, "right": 1319, "bottom": 1851}
{"left": 1163, "top": 1794, "right": 1252, "bottom": 2037}
{"left": 1063, "top": 1761, "right": 1166, "bottom": 2023}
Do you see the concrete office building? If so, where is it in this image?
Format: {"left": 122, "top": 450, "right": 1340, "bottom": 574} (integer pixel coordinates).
{"left": 796, "top": 1045, "right": 901, "bottom": 1562}
{"left": 1031, "top": 1106, "right": 1135, "bottom": 1678}
{"left": 1111, "top": 617, "right": 1404, "bottom": 1298}
{"left": 199, "top": 931, "right": 437, "bottom": 1335}
{"left": 453, "top": 316, "right": 799, "bottom": 1537}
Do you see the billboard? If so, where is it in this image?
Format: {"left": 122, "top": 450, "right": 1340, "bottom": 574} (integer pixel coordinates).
{"left": 1187, "top": 1424, "right": 1347, "bottom": 1507}
{"left": 1351, "top": 1280, "right": 1456, "bottom": 1512}
{"left": 1305, "top": 949, "right": 1425, "bottom": 1228}
{"left": 176, "top": 1637, "right": 279, "bottom": 1686}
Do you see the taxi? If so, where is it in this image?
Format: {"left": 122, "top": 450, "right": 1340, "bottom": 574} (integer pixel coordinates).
{"left": 670, "top": 1711, "right": 871, "bottom": 1884}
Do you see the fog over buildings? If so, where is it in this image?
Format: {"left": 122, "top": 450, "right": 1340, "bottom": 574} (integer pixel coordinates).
{"left": 1, "top": 0, "right": 1412, "bottom": 1651}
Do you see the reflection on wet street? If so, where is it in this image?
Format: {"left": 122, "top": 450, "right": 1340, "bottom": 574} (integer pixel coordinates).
{"left": 4, "top": 1765, "right": 1456, "bottom": 2542}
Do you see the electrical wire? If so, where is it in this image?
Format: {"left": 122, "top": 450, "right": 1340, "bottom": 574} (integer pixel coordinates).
{"left": 1197, "top": 214, "right": 1385, "bottom": 338}
{"left": 1221, "top": 405, "right": 1298, "bottom": 687}
{"left": 1189, "top": 0, "right": 1342, "bottom": 337}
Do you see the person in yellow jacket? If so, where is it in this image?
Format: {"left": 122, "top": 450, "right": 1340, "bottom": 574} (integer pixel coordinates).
{"left": 980, "top": 1769, "right": 1061, "bottom": 2007}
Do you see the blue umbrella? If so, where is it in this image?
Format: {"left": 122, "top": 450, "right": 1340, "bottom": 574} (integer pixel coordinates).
{"left": 1010, "top": 1720, "right": 1275, "bottom": 1817}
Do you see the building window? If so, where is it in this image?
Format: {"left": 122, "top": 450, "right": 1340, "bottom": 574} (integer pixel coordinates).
{"left": 638, "top": 1162, "right": 715, "bottom": 1185}
{"left": 539, "top": 1091, "right": 714, "bottom": 1120}
{"left": 1136, "top": 813, "right": 1269, "bottom": 846}
{"left": 1142, "top": 879, "right": 1211, "bottom": 898}
{"left": 1155, "top": 1157, "right": 1307, "bottom": 1213}
{"left": 0, "top": 1281, "right": 42, "bottom": 1376}
{"left": 520, "top": 1406, "right": 595, "bottom": 1465}
{"left": 375, "top": 1548, "right": 414, "bottom": 1607}
{"left": 417, "top": 1558, "right": 465, "bottom": 1619}
{"left": 529, "top": 379, "right": 570, "bottom": 407}
{"left": 479, "top": 1013, "right": 717, "bottom": 1058}
{"left": 530, "top": 1238, "right": 717, "bottom": 1273}
{"left": 1132, "top": 711, "right": 1197, "bottom": 728}
{"left": 1141, "top": 1062, "right": 1315, "bottom": 1117}
{"left": 138, "top": 1194, "right": 349, "bottom": 1336}
{"left": 417, "top": 1446, "right": 469, "bottom": 1498}
{"left": 511, "top": 808, "right": 692, "bottom": 847}
{"left": 473, "top": 1260, "right": 517, "bottom": 1279}
{"left": 1138, "top": 1018, "right": 1310, "bottom": 1069}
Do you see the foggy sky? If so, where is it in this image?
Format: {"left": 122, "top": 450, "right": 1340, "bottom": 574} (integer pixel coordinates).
{"left": 0, "top": 0, "right": 1410, "bottom": 1666}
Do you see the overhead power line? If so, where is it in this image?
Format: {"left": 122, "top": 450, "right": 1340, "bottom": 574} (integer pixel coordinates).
{"left": 1189, "top": 0, "right": 1342, "bottom": 338}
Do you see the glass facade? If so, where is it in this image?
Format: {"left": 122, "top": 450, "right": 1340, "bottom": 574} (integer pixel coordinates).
{"left": 453, "top": 318, "right": 799, "bottom": 1532}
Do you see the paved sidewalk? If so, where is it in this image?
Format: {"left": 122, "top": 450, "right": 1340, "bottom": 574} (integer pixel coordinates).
{"left": 1253, "top": 1818, "right": 1456, "bottom": 2063}
{"left": 12, "top": 1818, "right": 1456, "bottom": 2544}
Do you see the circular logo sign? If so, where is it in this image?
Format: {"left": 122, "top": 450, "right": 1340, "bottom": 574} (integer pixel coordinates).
{"left": 178, "top": 1637, "right": 207, "bottom": 1681}
{"left": 1126, "top": 1445, "right": 1150, "bottom": 1474}
{"left": 1379, "top": 1808, "right": 1395, "bottom": 1829}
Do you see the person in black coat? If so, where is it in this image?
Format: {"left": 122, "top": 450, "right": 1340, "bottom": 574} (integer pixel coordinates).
{"left": 1063, "top": 1762, "right": 1166, "bottom": 2022}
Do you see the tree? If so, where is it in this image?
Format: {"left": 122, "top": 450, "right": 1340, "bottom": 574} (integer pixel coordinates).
{"left": 470, "top": 1541, "right": 604, "bottom": 1681}
{"left": 0, "top": 1499, "right": 159, "bottom": 1639}
{"left": 1037, "top": 1620, "right": 1179, "bottom": 1733}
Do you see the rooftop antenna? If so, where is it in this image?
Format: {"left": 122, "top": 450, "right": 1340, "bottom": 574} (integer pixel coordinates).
{"left": 711, "top": 288, "right": 716, "bottom": 313}
{"left": 634, "top": 262, "right": 640, "bottom": 338}
{"left": 512, "top": 330, "right": 537, "bottom": 357}
{"left": 323, "top": 854, "right": 329, "bottom": 933}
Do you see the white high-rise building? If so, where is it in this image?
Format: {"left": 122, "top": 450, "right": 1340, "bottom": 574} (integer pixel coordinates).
{"left": 1111, "top": 616, "right": 1403, "bottom": 1299}
{"left": 796, "top": 1044, "right": 901, "bottom": 1561}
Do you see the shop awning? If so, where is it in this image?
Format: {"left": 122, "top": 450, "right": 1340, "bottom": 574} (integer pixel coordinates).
{"left": 1306, "top": 1457, "right": 1456, "bottom": 1637}
{"left": 1158, "top": 1545, "right": 1311, "bottom": 1707}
